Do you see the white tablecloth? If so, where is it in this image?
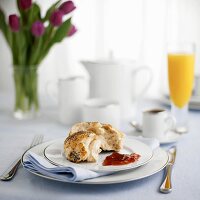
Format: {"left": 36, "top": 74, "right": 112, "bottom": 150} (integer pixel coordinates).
{"left": 0, "top": 95, "right": 200, "bottom": 200}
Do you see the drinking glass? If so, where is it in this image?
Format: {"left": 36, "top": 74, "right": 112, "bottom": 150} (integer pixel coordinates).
{"left": 168, "top": 43, "right": 195, "bottom": 132}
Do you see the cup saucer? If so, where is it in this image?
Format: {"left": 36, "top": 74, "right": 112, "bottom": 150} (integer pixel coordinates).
{"left": 130, "top": 120, "right": 184, "bottom": 144}
{"left": 157, "top": 130, "right": 182, "bottom": 144}
{"left": 131, "top": 129, "right": 182, "bottom": 144}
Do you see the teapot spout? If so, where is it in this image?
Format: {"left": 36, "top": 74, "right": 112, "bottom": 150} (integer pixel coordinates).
{"left": 80, "top": 60, "right": 95, "bottom": 74}
{"left": 80, "top": 60, "right": 89, "bottom": 68}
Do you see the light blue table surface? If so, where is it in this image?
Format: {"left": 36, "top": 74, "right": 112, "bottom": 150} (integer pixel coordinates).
{"left": 0, "top": 95, "right": 200, "bottom": 200}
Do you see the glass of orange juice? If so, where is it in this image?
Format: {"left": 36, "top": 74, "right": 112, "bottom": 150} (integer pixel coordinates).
{"left": 168, "top": 43, "right": 195, "bottom": 132}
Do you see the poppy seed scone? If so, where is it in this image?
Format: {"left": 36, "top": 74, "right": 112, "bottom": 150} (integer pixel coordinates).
{"left": 64, "top": 122, "right": 124, "bottom": 163}
{"left": 64, "top": 131, "right": 102, "bottom": 163}
{"left": 69, "top": 122, "right": 102, "bottom": 136}
{"left": 71, "top": 122, "right": 124, "bottom": 151}
{"left": 101, "top": 123, "right": 124, "bottom": 151}
{"left": 69, "top": 122, "right": 124, "bottom": 151}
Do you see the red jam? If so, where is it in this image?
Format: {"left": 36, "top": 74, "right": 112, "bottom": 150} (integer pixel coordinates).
{"left": 103, "top": 152, "right": 141, "bottom": 166}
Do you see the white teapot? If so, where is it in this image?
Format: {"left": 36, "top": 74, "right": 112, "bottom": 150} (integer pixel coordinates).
{"left": 81, "top": 59, "right": 152, "bottom": 119}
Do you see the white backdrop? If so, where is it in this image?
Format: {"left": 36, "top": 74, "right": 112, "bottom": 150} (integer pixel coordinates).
{"left": 0, "top": 0, "right": 200, "bottom": 98}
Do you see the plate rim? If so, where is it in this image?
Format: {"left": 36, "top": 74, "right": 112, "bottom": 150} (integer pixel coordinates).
{"left": 43, "top": 137, "right": 154, "bottom": 172}
{"left": 21, "top": 141, "right": 169, "bottom": 184}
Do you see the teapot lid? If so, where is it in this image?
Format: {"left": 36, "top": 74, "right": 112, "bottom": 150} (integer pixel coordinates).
{"left": 82, "top": 51, "right": 127, "bottom": 65}
{"left": 82, "top": 51, "right": 136, "bottom": 66}
{"left": 85, "top": 59, "right": 120, "bottom": 65}
{"left": 82, "top": 59, "right": 136, "bottom": 66}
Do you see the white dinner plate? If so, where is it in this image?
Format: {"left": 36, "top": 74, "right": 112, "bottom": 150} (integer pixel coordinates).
{"left": 44, "top": 138, "right": 153, "bottom": 172}
{"left": 21, "top": 140, "right": 168, "bottom": 184}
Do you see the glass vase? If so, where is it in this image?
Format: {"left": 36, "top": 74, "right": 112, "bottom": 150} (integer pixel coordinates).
{"left": 13, "top": 66, "right": 39, "bottom": 119}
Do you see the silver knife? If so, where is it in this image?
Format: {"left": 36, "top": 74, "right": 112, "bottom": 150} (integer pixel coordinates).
{"left": 160, "top": 146, "right": 177, "bottom": 193}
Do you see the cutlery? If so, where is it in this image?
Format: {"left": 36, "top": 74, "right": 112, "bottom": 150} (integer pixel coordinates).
{"left": 160, "top": 146, "right": 177, "bottom": 193}
{"left": 0, "top": 134, "right": 44, "bottom": 181}
{"left": 174, "top": 127, "right": 188, "bottom": 134}
{"left": 130, "top": 121, "right": 142, "bottom": 132}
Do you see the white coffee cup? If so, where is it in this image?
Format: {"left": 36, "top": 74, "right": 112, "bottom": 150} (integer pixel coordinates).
{"left": 46, "top": 76, "right": 89, "bottom": 125}
{"left": 142, "top": 109, "right": 176, "bottom": 139}
{"left": 82, "top": 98, "right": 120, "bottom": 128}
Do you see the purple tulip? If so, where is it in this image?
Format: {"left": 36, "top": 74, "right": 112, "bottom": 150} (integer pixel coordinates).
{"left": 68, "top": 25, "right": 77, "bottom": 37}
{"left": 50, "top": 10, "right": 63, "bottom": 27}
{"left": 31, "top": 21, "right": 45, "bottom": 37}
{"left": 9, "top": 14, "right": 20, "bottom": 32}
{"left": 19, "top": 0, "right": 32, "bottom": 10}
{"left": 59, "top": 1, "right": 76, "bottom": 15}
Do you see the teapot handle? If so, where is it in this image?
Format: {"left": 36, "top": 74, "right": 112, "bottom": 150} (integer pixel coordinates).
{"left": 131, "top": 66, "right": 153, "bottom": 100}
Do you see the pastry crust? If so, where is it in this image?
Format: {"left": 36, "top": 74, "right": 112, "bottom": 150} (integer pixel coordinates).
{"left": 64, "top": 131, "right": 102, "bottom": 163}
{"left": 69, "top": 122, "right": 102, "bottom": 136}
{"left": 69, "top": 122, "right": 124, "bottom": 151}
{"left": 64, "top": 122, "right": 124, "bottom": 163}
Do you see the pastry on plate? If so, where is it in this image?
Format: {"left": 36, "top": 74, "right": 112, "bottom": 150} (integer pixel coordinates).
{"left": 64, "top": 122, "right": 124, "bottom": 163}
{"left": 64, "top": 131, "right": 102, "bottom": 163}
{"left": 69, "top": 122, "right": 124, "bottom": 151}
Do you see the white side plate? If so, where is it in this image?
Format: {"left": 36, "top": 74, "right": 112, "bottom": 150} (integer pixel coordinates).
{"left": 44, "top": 138, "right": 153, "bottom": 172}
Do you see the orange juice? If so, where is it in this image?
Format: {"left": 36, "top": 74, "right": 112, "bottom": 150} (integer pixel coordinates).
{"left": 168, "top": 53, "right": 194, "bottom": 108}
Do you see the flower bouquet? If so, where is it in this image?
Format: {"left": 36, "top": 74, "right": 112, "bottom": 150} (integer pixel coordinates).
{"left": 0, "top": 0, "right": 77, "bottom": 119}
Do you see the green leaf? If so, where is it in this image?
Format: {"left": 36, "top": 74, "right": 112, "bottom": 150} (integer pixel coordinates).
{"left": 34, "top": 25, "right": 53, "bottom": 64}
{"left": 0, "top": 8, "right": 13, "bottom": 48}
{"left": 36, "top": 19, "right": 71, "bottom": 64}
{"left": 28, "top": 3, "right": 42, "bottom": 25}
{"left": 18, "top": 31, "right": 27, "bottom": 65}
{"left": 0, "top": 8, "right": 6, "bottom": 34}
{"left": 43, "top": 0, "right": 61, "bottom": 22}
{"left": 16, "top": 0, "right": 26, "bottom": 25}
{"left": 29, "top": 37, "right": 43, "bottom": 65}
{"left": 13, "top": 31, "right": 27, "bottom": 65}
{"left": 50, "top": 18, "right": 71, "bottom": 45}
{"left": 16, "top": 0, "right": 22, "bottom": 13}
{"left": 12, "top": 33, "right": 19, "bottom": 65}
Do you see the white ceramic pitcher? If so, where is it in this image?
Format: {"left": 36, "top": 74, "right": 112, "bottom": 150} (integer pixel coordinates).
{"left": 81, "top": 59, "right": 153, "bottom": 119}
{"left": 46, "top": 76, "right": 89, "bottom": 125}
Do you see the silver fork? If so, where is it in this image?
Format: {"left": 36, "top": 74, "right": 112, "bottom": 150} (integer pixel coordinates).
{"left": 0, "top": 134, "right": 44, "bottom": 181}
